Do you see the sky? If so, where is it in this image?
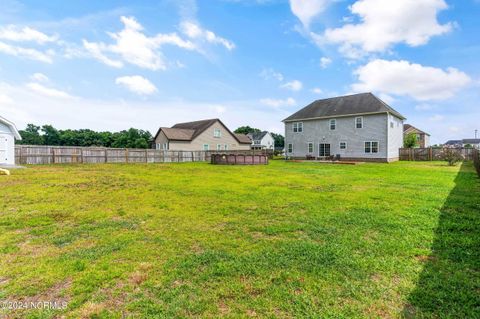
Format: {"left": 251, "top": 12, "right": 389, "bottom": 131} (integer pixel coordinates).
{"left": 0, "top": 0, "right": 479, "bottom": 144}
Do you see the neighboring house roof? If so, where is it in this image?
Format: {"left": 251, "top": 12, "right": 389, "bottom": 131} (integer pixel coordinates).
{"left": 247, "top": 131, "right": 269, "bottom": 142}
{"left": 154, "top": 118, "right": 251, "bottom": 144}
{"left": 462, "top": 139, "right": 480, "bottom": 144}
{"left": 234, "top": 134, "right": 252, "bottom": 144}
{"left": 403, "top": 124, "right": 430, "bottom": 136}
{"left": 445, "top": 140, "right": 462, "bottom": 145}
{"left": 0, "top": 116, "right": 22, "bottom": 140}
{"left": 282, "top": 92, "right": 406, "bottom": 122}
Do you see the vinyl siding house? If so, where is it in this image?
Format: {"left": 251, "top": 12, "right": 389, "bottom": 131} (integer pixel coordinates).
{"left": 404, "top": 124, "right": 430, "bottom": 148}
{"left": 153, "top": 119, "right": 251, "bottom": 151}
{"left": 283, "top": 93, "right": 406, "bottom": 162}
{"left": 0, "top": 116, "right": 22, "bottom": 166}
{"left": 247, "top": 131, "right": 275, "bottom": 150}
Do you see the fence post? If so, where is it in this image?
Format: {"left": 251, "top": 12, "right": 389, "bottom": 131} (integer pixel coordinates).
{"left": 429, "top": 147, "right": 433, "bottom": 161}
{"left": 145, "top": 149, "right": 148, "bottom": 163}
{"left": 52, "top": 147, "right": 55, "bottom": 164}
{"left": 104, "top": 149, "right": 108, "bottom": 163}
{"left": 125, "top": 149, "right": 129, "bottom": 163}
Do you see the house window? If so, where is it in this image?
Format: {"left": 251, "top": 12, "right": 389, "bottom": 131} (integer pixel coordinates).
{"left": 163, "top": 143, "right": 168, "bottom": 150}
{"left": 330, "top": 119, "right": 336, "bottom": 130}
{"left": 340, "top": 142, "right": 347, "bottom": 150}
{"left": 293, "top": 122, "right": 303, "bottom": 133}
{"left": 288, "top": 143, "right": 293, "bottom": 153}
{"left": 365, "top": 141, "right": 379, "bottom": 154}
{"left": 356, "top": 117, "right": 363, "bottom": 129}
{"left": 390, "top": 122, "right": 394, "bottom": 128}
{"left": 308, "top": 142, "right": 313, "bottom": 153}
{"left": 155, "top": 143, "right": 160, "bottom": 150}
{"left": 217, "top": 144, "right": 222, "bottom": 151}
{"left": 224, "top": 144, "right": 228, "bottom": 150}
{"left": 203, "top": 144, "right": 210, "bottom": 151}
{"left": 213, "top": 128, "right": 221, "bottom": 138}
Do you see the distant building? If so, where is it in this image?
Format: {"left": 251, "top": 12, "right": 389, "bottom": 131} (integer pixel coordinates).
{"left": 444, "top": 139, "right": 480, "bottom": 149}
{"left": 403, "top": 124, "right": 430, "bottom": 148}
{"left": 0, "top": 116, "right": 22, "bottom": 166}
{"left": 153, "top": 119, "right": 251, "bottom": 151}
{"left": 247, "top": 131, "right": 275, "bottom": 150}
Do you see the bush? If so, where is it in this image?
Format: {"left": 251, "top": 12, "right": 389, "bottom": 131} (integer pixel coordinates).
{"left": 437, "top": 148, "right": 464, "bottom": 166}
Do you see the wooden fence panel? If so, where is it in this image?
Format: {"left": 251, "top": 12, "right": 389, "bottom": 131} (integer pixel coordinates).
{"left": 473, "top": 149, "right": 479, "bottom": 177}
{"left": 399, "top": 148, "right": 475, "bottom": 161}
{"left": 15, "top": 145, "right": 265, "bottom": 165}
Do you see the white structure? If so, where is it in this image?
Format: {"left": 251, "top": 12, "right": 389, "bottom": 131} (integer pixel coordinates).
{"left": 0, "top": 116, "right": 22, "bottom": 165}
{"left": 247, "top": 131, "right": 275, "bottom": 150}
{"left": 283, "top": 93, "right": 406, "bottom": 162}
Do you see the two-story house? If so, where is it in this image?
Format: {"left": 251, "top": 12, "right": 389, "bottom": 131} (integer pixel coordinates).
{"left": 403, "top": 124, "right": 430, "bottom": 148}
{"left": 247, "top": 131, "right": 275, "bottom": 150}
{"left": 283, "top": 93, "right": 406, "bottom": 162}
{"left": 153, "top": 118, "right": 252, "bottom": 151}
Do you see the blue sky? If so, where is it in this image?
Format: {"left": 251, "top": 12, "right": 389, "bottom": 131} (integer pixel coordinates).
{"left": 0, "top": 0, "right": 479, "bottom": 144}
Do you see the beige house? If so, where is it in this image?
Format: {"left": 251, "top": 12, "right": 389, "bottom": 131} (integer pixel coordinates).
{"left": 404, "top": 124, "right": 430, "bottom": 148}
{"left": 153, "top": 119, "right": 251, "bottom": 151}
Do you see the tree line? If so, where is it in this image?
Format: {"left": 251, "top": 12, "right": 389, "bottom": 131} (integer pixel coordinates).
{"left": 17, "top": 124, "right": 153, "bottom": 149}
{"left": 16, "top": 124, "right": 285, "bottom": 149}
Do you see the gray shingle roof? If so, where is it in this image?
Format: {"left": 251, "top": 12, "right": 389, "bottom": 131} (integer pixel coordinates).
{"left": 404, "top": 124, "right": 430, "bottom": 136}
{"left": 462, "top": 139, "right": 480, "bottom": 144}
{"left": 247, "top": 131, "right": 268, "bottom": 141}
{"left": 283, "top": 93, "right": 406, "bottom": 122}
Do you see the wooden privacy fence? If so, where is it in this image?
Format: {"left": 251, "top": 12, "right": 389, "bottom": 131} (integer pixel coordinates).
{"left": 399, "top": 148, "right": 475, "bottom": 161}
{"left": 15, "top": 145, "right": 265, "bottom": 165}
{"left": 473, "top": 149, "right": 480, "bottom": 177}
{"left": 211, "top": 153, "right": 268, "bottom": 165}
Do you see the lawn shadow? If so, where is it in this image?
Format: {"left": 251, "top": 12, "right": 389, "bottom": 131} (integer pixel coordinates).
{"left": 403, "top": 162, "right": 480, "bottom": 318}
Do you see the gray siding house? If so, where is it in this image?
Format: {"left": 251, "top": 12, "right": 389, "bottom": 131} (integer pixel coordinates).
{"left": 283, "top": 93, "right": 406, "bottom": 162}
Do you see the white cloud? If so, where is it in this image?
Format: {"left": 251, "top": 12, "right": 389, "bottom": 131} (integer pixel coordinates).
{"left": 289, "top": 0, "right": 331, "bottom": 28}
{"left": 0, "top": 94, "right": 13, "bottom": 104}
{"left": 115, "top": 75, "right": 157, "bottom": 95}
{"left": 415, "top": 103, "right": 435, "bottom": 111}
{"left": 311, "top": 87, "right": 323, "bottom": 94}
{"left": 280, "top": 80, "right": 303, "bottom": 91}
{"left": 0, "top": 41, "right": 53, "bottom": 63}
{"left": 259, "top": 68, "right": 284, "bottom": 82}
{"left": 83, "top": 16, "right": 197, "bottom": 70}
{"left": 0, "top": 25, "right": 57, "bottom": 44}
{"left": 0, "top": 81, "right": 287, "bottom": 136}
{"left": 30, "top": 73, "right": 49, "bottom": 82}
{"left": 323, "top": 0, "right": 452, "bottom": 57}
{"left": 429, "top": 114, "right": 444, "bottom": 122}
{"left": 26, "top": 82, "right": 72, "bottom": 99}
{"left": 260, "top": 97, "right": 296, "bottom": 108}
{"left": 352, "top": 59, "right": 471, "bottom": 101}
{"left": 320, "top": 57, "right": 332, "bottom": 68}
{"left": 180, "top": 21, "right": 235, "bottom": 51}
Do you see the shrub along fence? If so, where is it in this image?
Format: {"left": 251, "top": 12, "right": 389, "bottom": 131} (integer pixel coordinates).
{"left": 15, "top": 145, "right": 265, "bottom": 165}
{"left": 473, "top": 149, "right": 479, "bottom": 177}
{"left": 399, "top": 148, "right": 475, "bottom": 161}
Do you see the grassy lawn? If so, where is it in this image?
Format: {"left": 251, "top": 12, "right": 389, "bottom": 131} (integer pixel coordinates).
{"left": 0, "top": 160, "right": 478, "bottom": 318}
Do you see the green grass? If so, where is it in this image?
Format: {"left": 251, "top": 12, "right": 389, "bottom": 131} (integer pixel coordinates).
{"left": 0, "top": 161, "right": 478, "bottom": 318}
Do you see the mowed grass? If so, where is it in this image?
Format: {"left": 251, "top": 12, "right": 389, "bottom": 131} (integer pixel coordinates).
{"left": 0, "top": 160, "right": 478, "bottom": 318}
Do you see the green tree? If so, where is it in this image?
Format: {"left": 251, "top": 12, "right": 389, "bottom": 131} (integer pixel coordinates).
{"left": 41, "top": 125, "right": 61, "bottom": 145}
{"left": 234, "top": 126, "right": 261, "bottom": 135}
{"left": 18, "top": 124, "right": 43, "bottom": 145}
{"left": 271, "top": 133, "right": 284, "bottom": 148}
{"left": 404, "top": 133, "right": 419, "bottom": 148}
{"left": 464, "top": 144, "right": 473, "bottom": 149}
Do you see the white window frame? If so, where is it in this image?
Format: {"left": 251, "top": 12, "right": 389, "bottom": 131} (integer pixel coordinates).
{"left": 203, "top": 144, "right": 210, "bottom": 151}
{"left": 213, "top": 128, "right": 221, "bottom": 138}
{"left": 329, "top": 119, "right": 336, "bottom": 130}
{"left": 307, "top": 142, "right": 314, "bottom": 153}
{"left": 293, "top": 122, "right": 303, "bottom": 133}
{"left": 339, "top": 142, "right": 347, "bottom": 150}
{"left": 216, "top": 144, "right": 222, "bottom": 151}
{"left": 163, "top": 143, "right": 168, "bottom": 150}
{"left": 364, "top": 141, "right": 379, "bottom": 154}
{"left": 355, "top": 117, "right": 363, "bottom": 129}
{"left": 288, "top": 143, "right": 293, "bottom": 153}
{"left": 224, "top": 144, "right": 228, "bottom": 150}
